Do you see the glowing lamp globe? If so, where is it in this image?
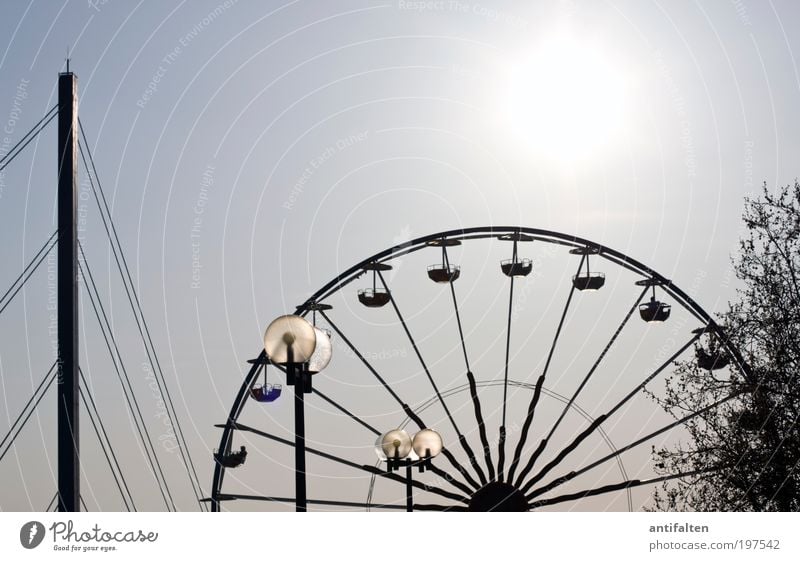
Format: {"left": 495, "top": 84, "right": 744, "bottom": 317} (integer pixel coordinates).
{"left": 375, "top": 430, "right": 412, "bottom": 461}
{"left": 263, "top": 315, "right": 316, "bottom": 364}
{"left": 307, "top": 327, "right": 332, "bottom": 373}
{"left": 412, "top": 428, "right": 443, "bottom": 459}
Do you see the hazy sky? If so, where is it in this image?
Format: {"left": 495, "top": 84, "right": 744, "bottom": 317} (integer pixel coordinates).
{"left": 1, "top": 0, "right": 798, "bottom": 512}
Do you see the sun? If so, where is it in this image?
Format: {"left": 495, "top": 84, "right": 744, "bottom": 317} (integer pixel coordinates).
{"left": 501, "top": 32, "right": 630, "bottom": 163}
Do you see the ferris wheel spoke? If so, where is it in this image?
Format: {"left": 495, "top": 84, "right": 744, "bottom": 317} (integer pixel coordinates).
{"left": 444, "top": 253, "right": 496, "bottom": 482}
{"left": 216, "top": 494, "right": 412, "bottom": 510}
{"left": 507, "top": 255, "right": 585, "bottom": 484}
{"left": 311, "top": 390, "right": 473, "bottom": 495}
{"left": 524, "top": 391, "right": 743, "bottom": 499}
{"left": 518, "top": 333, "right": 702, "bottom": 494}
{"left": 218, "top": 494, "right": 467, "bottom": 511}
{"left": 362, "top": 462, "right": 471, "bottom": 504}
{"left": 413, "top": 503, "right": 469, "bottom": 511}
{"left": 377, "top": 270, "right": 488, "bottom": 488}
{"left": 603, "top": 332, "right": 701, "bottom": 420}
{"left": 514, "top": 285, "right": 648, "bottom": 488}
{"left": 318, "top": 311, "right": 413, "bottom": 416}
{"left": 527, "top": 467, "right": 719, "bottom": 510}
{"left": 312, "top": 388, "right": 381, "bottom": 436}
{"left": 444, "top": 253, "right": 472, "bottom": 373}
{"left": 440, "top": 446, "right": 482, "bottom": 490}
{"left": 427, "top": 462, "right": 480, "bottom": 496}
{"left": 219, "top": 493, "right": 467, "bottom": 512}
{"left": 466, "top": 370, "right": 495, "bottom": 482}
{"left": 497, "top": 273, "right": 516, "bottom": 483}
{"left": 232, "top": 422, "right": 470, "bottom": 504}
{"left": 318, "top": 310, "right": 477, "bottom": 491}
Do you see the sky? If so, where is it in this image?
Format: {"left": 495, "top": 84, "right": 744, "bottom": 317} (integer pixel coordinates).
{"left": 0, "top": 0, "right": 799, "bottom": 512}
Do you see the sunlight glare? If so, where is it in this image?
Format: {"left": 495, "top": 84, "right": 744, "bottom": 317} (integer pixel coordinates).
{"left": 503, "top": 33, "right": 629, "bottom": 163}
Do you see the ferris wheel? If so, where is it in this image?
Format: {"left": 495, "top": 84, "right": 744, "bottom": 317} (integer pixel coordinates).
{"left": 210, "top": 226, "right": 750, "bottom": 512}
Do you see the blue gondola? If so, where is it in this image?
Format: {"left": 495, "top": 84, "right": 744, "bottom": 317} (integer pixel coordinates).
{"left": 249, "top": 362, "right": 282, "bottom": 403}
{"left": 249, "top": 383, "right": 282, "bottom": 403}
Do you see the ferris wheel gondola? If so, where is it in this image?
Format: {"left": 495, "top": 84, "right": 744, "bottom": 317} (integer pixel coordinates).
{"left": 358, "top": 262, "right": 393, "bottom": 307}
{"left": 570, "top": 246, "right": 606, "bottom": 291}
{"left": 500, "top": 231, "right": 533, "bottom": 277}
{"left": 426, "top": 237, "right": 461, "bottom": 283}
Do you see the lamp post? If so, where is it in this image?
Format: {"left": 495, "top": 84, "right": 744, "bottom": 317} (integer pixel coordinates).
{"left": 375, "top": 428, "right": 443, "bottom": 511}
{"left": 263, "top": 315, "right": 332, "bottom": 512}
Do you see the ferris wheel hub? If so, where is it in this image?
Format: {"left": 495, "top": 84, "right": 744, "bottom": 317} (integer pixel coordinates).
{"left": 468, "top": 481, "right": 529, "bottom": 512}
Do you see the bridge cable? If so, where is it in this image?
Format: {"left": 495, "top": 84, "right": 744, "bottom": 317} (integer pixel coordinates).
{"left": 0, "top": 105, "right": 58, "bottom": 172}
{"left": 78, "top": 122, "right": 206, "bottom": 510}
{"left": 0, "top": 364, "right": 57, "bottom": 464}
{"left": 79, "top": 368, "right": 137, "bottom": 511}
{"left": 0, "top": 231, "right": 58, "bottom": 317}
{"left": 77, "top": 250, "right": 175, "bottom": 510}
{"left": 78, "top": 383, "right": 132, "bottom": 511}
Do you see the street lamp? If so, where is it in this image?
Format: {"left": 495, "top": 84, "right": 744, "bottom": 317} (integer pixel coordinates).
{"left": 307, "top": 326, "right": 332, "bottom": 374}
{"left": 264, "top": 314, "right": 332, "bottom": 511}
{"left": 264, "top": 314, "right": 316, "bottom": 363}
{"left": 375, "top": 428, "right": 443, "bottom": 511}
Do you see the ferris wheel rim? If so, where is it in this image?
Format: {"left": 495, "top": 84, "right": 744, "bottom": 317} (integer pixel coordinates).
{"left": 211, "top": 225, "right": 752, "bottom": 512}
{"left": 294, "top": 226, "right": 750, "bottom": 380}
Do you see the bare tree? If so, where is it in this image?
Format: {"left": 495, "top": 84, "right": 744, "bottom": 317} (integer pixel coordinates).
{"left": 651, "top": 181, "right": 800, "bottom": 511}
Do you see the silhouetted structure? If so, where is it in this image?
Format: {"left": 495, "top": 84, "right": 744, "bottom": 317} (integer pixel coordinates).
{"left": 358, "top": 263, "right": 392, "bottom": 307}
{"left": 57, "top": 69, "right": 80, "bottom": 513}
{"left": 214, "top": 446, "right": 247, "bottom": 468}
{"left": 210, "top": 227, "right": 753, "bottom": 512}
{"left": 427, "top": 238, "right": 461, "bottom": 283}
{"left": 571, "top": 246, "right": 605, "bottom": 290}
